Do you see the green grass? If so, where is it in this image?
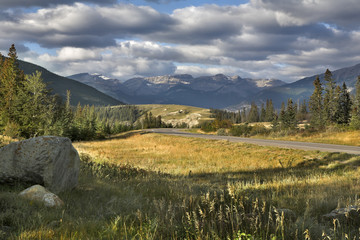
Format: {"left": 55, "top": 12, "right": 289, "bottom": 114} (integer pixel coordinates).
{"left": 2, "top": 132, "right": 360, "bottom": 239}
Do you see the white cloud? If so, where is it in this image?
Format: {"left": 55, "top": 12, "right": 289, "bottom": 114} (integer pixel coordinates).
{"left": 1, "top": 1, "right": 360, "bottom": 82}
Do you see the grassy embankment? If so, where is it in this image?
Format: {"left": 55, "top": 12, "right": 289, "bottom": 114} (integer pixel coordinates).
{"left": 137, "top": 104, "right": 212, "bottom": 127}
{"left": 2, "top": 131, "right": 360, "bottom": 239}
{"left": 258, "top": 129, "right": 360, "bottom": 146}
{"left": 188, "top": 122, "right": 360, "bottom": 147}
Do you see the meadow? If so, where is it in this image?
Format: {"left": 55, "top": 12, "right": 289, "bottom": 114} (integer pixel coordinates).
{"left": 1, "top": 131, "right": 360, "bottom": 239}
{"left": 259, "top": 129, "right": 360, "bottom": 147}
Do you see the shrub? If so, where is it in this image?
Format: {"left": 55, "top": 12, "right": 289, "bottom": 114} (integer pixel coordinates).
{"left": 200, "top": 121, "right": 217, "bottom": 132}
{"left": 249, "top": 124, "right": 269, "bottom": 136}
{"left": 229, "top": 124, "right": 252, "bottom": 137}
{"left": 217, "top": 128, "right": 227, "bottom": 136}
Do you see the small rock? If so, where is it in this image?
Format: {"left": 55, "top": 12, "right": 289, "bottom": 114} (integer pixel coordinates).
{"left": 19, "top": 185, "right": 64, "bottom": 208}
{"left": 47, "top": 220, "right": 61, "bottom": 228}
{"left": 322, "top": 206, "right": 360, "bottom": 226}
{"left": 273, "top": 208, "right": 297, "bottom": 222}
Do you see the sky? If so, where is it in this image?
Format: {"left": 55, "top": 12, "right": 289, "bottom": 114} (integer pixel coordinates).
{"left": 1, "top": 0, "right": 360, "bottom": 82}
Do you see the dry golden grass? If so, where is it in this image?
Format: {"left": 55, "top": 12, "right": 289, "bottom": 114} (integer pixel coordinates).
{"left": 74, "top": 132, "right": 326, "bottom": 175}
{"left": 266, "top": 130, "right": 360, "bottom": 146}
{"left": 137, "top": 104, "right": 211, "bottom": 121}
{"left": 0, "top": 135, "right": 19, "bottom": 147}
{"left": 5, "top": 131, "right": 360, "bottom": 239}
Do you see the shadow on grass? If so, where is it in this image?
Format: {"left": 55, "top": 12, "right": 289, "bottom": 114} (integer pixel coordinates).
{"left": 2, "top": 151, "right": 360, "bottom": 239}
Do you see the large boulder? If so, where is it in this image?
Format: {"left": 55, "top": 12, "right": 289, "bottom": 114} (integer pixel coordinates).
{"left": 0, "top": 136, "right": 80, "bottom": 193}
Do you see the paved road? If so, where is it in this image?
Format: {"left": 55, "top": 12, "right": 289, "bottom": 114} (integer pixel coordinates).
{"left": 147, "top": 128, "right": 360, "bottom": 155}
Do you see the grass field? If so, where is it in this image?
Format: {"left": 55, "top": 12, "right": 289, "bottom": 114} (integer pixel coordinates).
{"left": 260, "top": 129, "right": 360, "bottom": 146}
{"left": 2, "top": 131, "right": 360, "bottom": 239}
{"left": 137, "top": 104, "right": 213, "bottom": 127}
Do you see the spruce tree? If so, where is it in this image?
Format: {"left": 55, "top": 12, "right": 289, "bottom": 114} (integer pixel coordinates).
{"left": 323, "top": 69, "right": 337, "bottom": 124}
{"left": 350, "top": 76, "right": 360, "bottom": 129}
{"left": 279, "top": 102, "right": 286, "bottom": 123}
{"left": 0, "top": 45, "right": 26, "bottom": 136}
{"left": 17, "top": 71, "right": 53, "bottom": 137}
{"left": 297, "top": 99, "right": 308, "bottom": 121}
{"left": 265, "top": 99, "right": 275, "bottom": 122}
{"left": 247, "top": 102, "right": 259, "bottom": 122}
{"left": 241, "top": 107, "right": 247, "bottom": 123}
{"left": 282, "top": 98, "right": 297, "bottom": 129}
{"left": 260, "top": 103, "right": 266, "bottom": 122}
{"left": 309, "top": 76, "right": 324, "bottom": 129}
{"left": 336, "top": 82, "right": 352, "bottom": 124}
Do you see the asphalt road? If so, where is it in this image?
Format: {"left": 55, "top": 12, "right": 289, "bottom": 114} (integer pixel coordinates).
{"left": 147, "top": 128, "right": 360, "bottom": 155}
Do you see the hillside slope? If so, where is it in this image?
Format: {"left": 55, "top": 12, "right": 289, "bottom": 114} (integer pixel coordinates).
{"left": 18, "top": 60, "right": 122, "bottom": 106}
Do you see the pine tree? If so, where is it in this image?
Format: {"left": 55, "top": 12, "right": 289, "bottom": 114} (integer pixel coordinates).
{"left": 241, "top": 107, "right": 247, "bottom": 123}
{"left": 279, "top": 102, "right": 286, "bottom": 123}
{"left": 17, "top": 71, "right": 53, "bottom": 137}
{"left": 323, "top": 69, "right": 337, "bottom": 124}
{"left": 260, "top": 103, "right": 266, "bottom": 122}
{"left": 0, "top": 45, "right": 26, "bottom": 136}
{"left": 265, "top": 99, "right": 275, "bottom": 122}
{"left": 336, "top": 82, "right": 352, "bottom": 124}
{"left": 350, "top": 76, "right": 360, "bottom": 129}
{"left": 297, "top": 99, "right": 308, "bottom": 121}
{"left": 309, "top": 76, "right": 324, "bottom": 129}
{"left": 247, "top": 102, "right": 259, "bottom": 122}
{"left": 282, "top": 98, "right": 297, "bottom": 129}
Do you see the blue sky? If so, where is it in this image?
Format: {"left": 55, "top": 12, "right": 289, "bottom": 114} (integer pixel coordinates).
{"left": 0, "top": 0, "right": 360, "bottom": 82}
{"left": 125, "top": 0, "right": 249, "bottom": 13}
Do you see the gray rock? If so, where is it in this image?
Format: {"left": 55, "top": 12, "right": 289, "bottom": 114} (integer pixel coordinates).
{"left": 273, "top": 208, "right": 297, "bottom": 222}
{"left": 322, "top": 206, "right": 360, "bottom": 225}
{"left": 19, "top": 185, "right": 64, "bottom": 208}
{"left": 0, "top": 136, "right": 80, "bottom": 193}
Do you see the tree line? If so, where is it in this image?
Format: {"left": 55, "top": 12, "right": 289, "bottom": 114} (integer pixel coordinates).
{"left": 202, "top": 69, "right": 360, "bottom": 135}
{"left": 0, "top": 45, "right": 165, "bottom": 141}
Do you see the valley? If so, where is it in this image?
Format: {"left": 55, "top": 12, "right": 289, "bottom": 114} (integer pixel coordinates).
{"left": 2, "top": 0, "right": 360, "bottom": 239}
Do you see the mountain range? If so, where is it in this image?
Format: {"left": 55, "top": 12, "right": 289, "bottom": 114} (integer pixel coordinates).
{"left": 68, "top": 73, "right": 286, "bottom": 109}
{"left": 14, "top": 58, "right": 360, "bottom": 110}
{"left": 69, "top": 63, "right": 360, "bottom": 109}
{"left": 237, "top": 63, "right": 360, "bottom": 110}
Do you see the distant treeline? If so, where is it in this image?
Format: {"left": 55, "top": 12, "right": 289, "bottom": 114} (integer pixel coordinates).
{"left": 0, "top": 45, "right": 167, "bottom": 141}
{"left": 202, "top": 69, "right": 360, "bottom": 136}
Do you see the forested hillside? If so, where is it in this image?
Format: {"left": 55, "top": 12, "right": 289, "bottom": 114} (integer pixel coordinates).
{"left": 17, "top": 58, "right": 122, "bottom": 106}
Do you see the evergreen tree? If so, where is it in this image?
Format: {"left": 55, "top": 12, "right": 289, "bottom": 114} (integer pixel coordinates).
{"left": 16, "top": 71, "right": 53, "bottom": 137}
{"left": 309, "top": 76, "right": 324, "bottom": 129}
{"left": 271, "top": 112, "right": 279, "bottom": 131}
{"left": 323, "top": 69, "right": 337, "bottom": 124}
{"left": 282, "top": 98, "right": 297, "bottom": 129}
{"left": 241, "top": 107, "right": 247, "bottom": 123}
{"left": 336, "top": 82, "right": 352, "bottom": 124}
{"left": 260, "top": 103, "right": 266, "bottom": 122}
{"left": 279, "top": 102, "right": 286, "bottom": 123}
{"left": 297, "top": 99, "right": 308, "bottom": 121}
{"left": 350, "top": 76, "right": 360, "bottom": 129}
{"left": 355, "top": 75, "right": 360, "bottom": 116}
{"left": 247, "top": 102, "right": 259, "bottom": 122}
{"left": 265, "top": 99, "right": 275, "bottom": 122}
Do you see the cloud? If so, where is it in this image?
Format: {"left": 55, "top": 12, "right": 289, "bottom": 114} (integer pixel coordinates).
{"left": 0, "top": 3, "right": 174, "bottom": 48}
{"left": 2, "top": 1, "right": 360, "bottom": 83}
{"left": 0, "top": 0, "right": 116, "bottom": 9}
{"left": 175, "top": 65, "right": 248, "bottom": 78}
{"left": 252, "top": 0, "right": 360, "bottom": 29}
